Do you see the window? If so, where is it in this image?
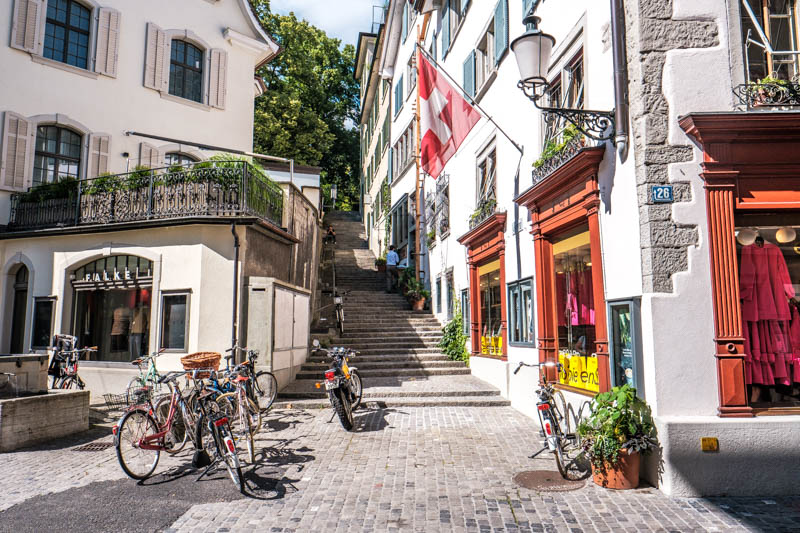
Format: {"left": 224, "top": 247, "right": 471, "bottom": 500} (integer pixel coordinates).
{"left": 479, "top": 262, "right": 503, "bottom": 356}
{"left": 161, "top": 292, "right": 190, "bottom": 351}
{"left": 441, "top": 0, "right": 468, "bottom": 56}
{"left": 392, "top": 120, "right": 416, "bottom": 178}
{"left": 544, "top": 52, "right": 584, "bottom": 145}
{"left": 164, "top": 153, "right": 198, "bottom": 166}
{"left": 33, "top": 126, "right": 81, "bottom": 186}
{"left": 741, "top": 0, "right": 800, "bottom": 81}
{"left": 446, "top": 271, "right": 455, "bottom": 320}
{"left": 407, "top": 55, "right": 417, "bottom": 98}
{"left": 476, "top": 27, "right": 495, "bottom": 92}
{"left": 508, "top": 279, "right": 534, "bottom": 345}
{"left": 477, "top": 146, "right": 497, "bottom": 204}
{"left": 460, "top": 289, "right": 470, "bottom": 336}
{"left": 31, "top": 298, "right": 55, "bottom": 350}
{"left": 169, "top": 40, "right": 204, "bottom": 103}
{"left": 436, "top": 276, "right": 442, "bottom": 313}
{"left": 43, "top": 0, "right": 91, "bottom": 69}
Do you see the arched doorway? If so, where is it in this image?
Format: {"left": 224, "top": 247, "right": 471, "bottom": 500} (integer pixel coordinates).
{"left": 10, "top": 265, "right": 29, "bottom": 353}
{"left": 71, "top": 255, "right": 153, "bottom": 362}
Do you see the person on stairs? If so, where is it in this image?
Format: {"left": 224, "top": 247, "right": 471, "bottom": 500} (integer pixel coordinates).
{"left": 386, "top": 245, "right": 400, "bottom": 293}
{"left": 325, "top": 225, "right": 336, "bottom": 245}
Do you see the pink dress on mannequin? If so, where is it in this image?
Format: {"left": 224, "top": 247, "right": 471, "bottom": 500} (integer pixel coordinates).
{"left": 739, "top": 242, "right": 795, "bottom": 386}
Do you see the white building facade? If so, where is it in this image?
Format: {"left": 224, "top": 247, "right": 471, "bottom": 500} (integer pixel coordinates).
{"left": 370, "top": 0, "right": 800, "bottom": 497}
{"left": 0, "top": 0, "right": 323, "bottom": 394}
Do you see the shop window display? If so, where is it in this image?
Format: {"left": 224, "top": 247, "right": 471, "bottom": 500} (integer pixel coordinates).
{"left": 553, "top": 226, "right": 599, "bottom": 392}
{"left": 735, "top": 217, "right": 800, "bottom": 407}
{"left": 479, "top": 263, "right": 503, "bottom": 356}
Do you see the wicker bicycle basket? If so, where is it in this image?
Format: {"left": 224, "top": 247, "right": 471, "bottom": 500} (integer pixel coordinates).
{"left": 180, "top": 352, "right": 221, "bottom": 379}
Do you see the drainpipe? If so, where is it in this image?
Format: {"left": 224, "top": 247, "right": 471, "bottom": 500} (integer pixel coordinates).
{"left": 610, "top": 0, "right": 630, "bottom": 162}
{"left": 231, "top": 222, "right": 240, "bottom": 354}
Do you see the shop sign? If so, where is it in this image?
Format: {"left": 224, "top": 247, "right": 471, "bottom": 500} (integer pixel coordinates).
{"left": 80, "top": 265, "right": 151, "bottom": 283}
{"left": 558, "top": 351, "right": 600, "bottom": 392}
{"left": 651, "top": 185, "right": 674, "bottom": 203}
{"left": 481, "top": 335, "right": 503, "bottom": 356}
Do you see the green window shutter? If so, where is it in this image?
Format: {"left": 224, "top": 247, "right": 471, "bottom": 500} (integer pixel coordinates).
{"left": 394, "top": 74, "right": 404, "bottom": 115}
{"left": 441, "top": 0, "right": 451, "bottom": 56}
{"left": 463, "top": 51, "right": 475, "bottom": 98}
{"left": 388, "top": 147, "right": 394, "bottom": 184}
{"left": 402, "top": 2, "right": 408, "bottom": 42}
{"left": 494, "top": 0, "right": 508, "bottom": 65}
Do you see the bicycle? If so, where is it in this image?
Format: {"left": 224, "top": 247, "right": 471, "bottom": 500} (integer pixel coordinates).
{"left": 194, "top": 384, "right": 245, "bottom": 492}
{"left": 216, "top": 364, "right": 259, "bottom": 463}
{"left": 126, "top": 349, "right": 166, "bottom": 404}
{"left": 514, "top": 360, "right": 590, "bottom": 480}
{"left": 48, "top": 335, "right": 95, "bottom": 390}
{"left": 113, "top": 371, "right": 195, "bottom": 480}
{"left": 225, "top": 346, "right": 278, "bottom": 411}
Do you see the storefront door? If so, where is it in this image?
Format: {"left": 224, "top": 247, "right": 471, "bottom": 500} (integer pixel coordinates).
{"left": 71, "top": 255, "right": 153, "bottom": 362}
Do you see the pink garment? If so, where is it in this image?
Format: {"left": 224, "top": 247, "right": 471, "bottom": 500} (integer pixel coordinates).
{"left": 740, "top": 242, "right": 795, "bottom": 386}
{"left": 578, "top": 269, "right": 595, "bottom": 326}
{"left": 740, "top": 242, "right": 795, "bottom": 322}
{"left": 790, "top": 306, "right": 800, "bottom": 383}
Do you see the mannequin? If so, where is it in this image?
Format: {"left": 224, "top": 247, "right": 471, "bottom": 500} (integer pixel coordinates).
{"left": 129, "top": 304, "right": 148, "bottom": 359}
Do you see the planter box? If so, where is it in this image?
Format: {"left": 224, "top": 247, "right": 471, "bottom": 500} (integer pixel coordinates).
{"left": 0, "top": 389, "right": 89, "bottom": 451}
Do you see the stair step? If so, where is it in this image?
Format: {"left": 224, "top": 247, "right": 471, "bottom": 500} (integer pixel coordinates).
{"left": 307, "top": 354, "right": 451, "bottom": 363}
{"left": 272, "top": 396, "right": 511, "bottom": 409}
{"left": 295, "top": 367, "right": 471, "bottom": 379}
{"left": 301, "top": 360, "right": 464, "bottom": 371}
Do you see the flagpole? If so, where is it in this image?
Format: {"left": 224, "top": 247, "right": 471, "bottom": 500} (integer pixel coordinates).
{"left": 418, "top": 47, "right": 523, "bottom": 155}
{"left": 414, "top": 30, "right": 423, "bottom": 284}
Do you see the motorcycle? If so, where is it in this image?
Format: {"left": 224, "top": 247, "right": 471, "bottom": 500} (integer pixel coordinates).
{"left": 312, "top": 339, "right": 363, "bottom": 430}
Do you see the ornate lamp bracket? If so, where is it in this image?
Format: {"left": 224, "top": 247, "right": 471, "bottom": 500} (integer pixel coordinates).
{"left": 517, "top": 78, "right": 616, "bottom": 143}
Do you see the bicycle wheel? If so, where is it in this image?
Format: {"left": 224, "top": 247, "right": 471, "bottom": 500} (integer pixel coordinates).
{"left": 551, "top": 390, "right": 570, "bottom": 435}
{"left": 220, "top": 425, "right": 245, "bottom": 493}
{"left": 59, "top": 377, "right": 77, "bottom": 389}
{"left": 337, "top": 307, "right": 345, "bottom": 336}
{"left": 349, "top": 370, "right": 362, "bottom": 411}
{"left": 216, "top": 392, "right": 261, "bottom": 437}
{"left": 115, "top": 409, "right": 160, "bottom": 480}
{"left": 153, "top": 396, "right": 189, "bottom": 454}
{"left": 253, "top": 371, "right": 278, "bottom": 410}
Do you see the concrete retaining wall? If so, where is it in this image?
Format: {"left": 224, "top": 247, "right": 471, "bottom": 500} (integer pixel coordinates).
{"left": 0, "top": 389, "right": 89, "bottom": 451}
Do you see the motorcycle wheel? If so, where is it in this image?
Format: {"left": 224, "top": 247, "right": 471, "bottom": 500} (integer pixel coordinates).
{"left": 350, "top": 370, "right": 363, "bottom": 411}
{"left": 328, "top": 388, "right": 354, "bottom": 431}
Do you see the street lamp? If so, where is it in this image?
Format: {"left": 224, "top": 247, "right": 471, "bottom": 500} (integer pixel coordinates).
{"left": 511, "top": 14, "right": 616, "bottom": 142}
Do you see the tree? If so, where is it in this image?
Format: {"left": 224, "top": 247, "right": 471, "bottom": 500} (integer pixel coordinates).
{"left": 250, "top": 1, "right": 361, "bottom": 210}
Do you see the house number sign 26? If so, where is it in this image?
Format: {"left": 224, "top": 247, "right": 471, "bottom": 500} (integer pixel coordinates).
{"left": 652, "top": 185, "right": 674, "bottom": 203}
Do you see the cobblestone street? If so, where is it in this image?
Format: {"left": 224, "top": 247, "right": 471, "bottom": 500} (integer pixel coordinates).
{"left": 2, "top": 406, "right": 799, "bottom": 532}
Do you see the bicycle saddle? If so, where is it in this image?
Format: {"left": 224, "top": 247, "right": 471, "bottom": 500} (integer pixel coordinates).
{"left": 131, "top": 359, "right": 142, "bottom": 366}
{"left": 233, "top": 375, "right": 249, "bottom": 383}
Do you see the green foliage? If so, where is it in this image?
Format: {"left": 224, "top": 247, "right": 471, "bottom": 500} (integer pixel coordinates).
{"left": 375, "top": 257, "right": 386, "bottom": 266}
{"left": 469, "top": 198, "right": 496, "bottom": 225}
{"left": 250, "top": 1, "right": 360, "bottom": 210}
{"left": 439, "top": 309, "right": 469, "bottom": 364}
{"left": 397, "top": 267, "right": 414, "bottom": 293}
{"left": 533, "top": 124, "right": 582, "bottom": 169}
{"left": 427, "top": 227, "right": 436, "bottom": 247}
{"left": 404, "top": 277, "right": 430, "bottom": 301}
{"left": 18, "top": 177, "right": 79, "bottom": 202}
{"left": 577, "top": 384, "right": 657, "bottom": 469}
{"left": 125, "top": 165, "right": 152, "bottom": 190}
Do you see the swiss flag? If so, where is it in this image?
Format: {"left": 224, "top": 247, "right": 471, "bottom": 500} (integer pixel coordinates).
{"left": 418, "top": 51, "right": 482, "bottom": 179}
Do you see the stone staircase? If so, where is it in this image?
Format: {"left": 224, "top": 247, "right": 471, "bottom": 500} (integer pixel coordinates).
{"left": 275, "top": 211, "right": 509, "bottom": 408}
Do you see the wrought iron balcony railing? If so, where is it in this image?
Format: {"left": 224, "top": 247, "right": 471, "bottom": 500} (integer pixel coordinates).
{"left": 7, "top": 160, "right": 284, "bottom": 232}
{"left": 468, "top": 197, "right": 498, "bottom": 230}
{"left": 733, "top": 78, "right": 800, "bottom": 110}
{"left": 531, "top": 134, "right": 587, "bottom": 185}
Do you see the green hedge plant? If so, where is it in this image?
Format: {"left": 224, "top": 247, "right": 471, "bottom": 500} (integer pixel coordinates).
{"left": 439, "top": 307, "right": 469, "bottom": 364}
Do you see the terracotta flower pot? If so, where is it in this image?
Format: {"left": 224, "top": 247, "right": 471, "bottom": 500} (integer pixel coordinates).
{"left": 411, "top": 297, "right": 426, "bottom": 311}
{"left": 376, "top": 264, "right": 386, "bottom": 272}
{"left": 591, "top": 450, "right": 640, "bottom": 490}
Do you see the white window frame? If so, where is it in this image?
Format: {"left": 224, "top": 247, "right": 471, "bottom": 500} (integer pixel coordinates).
{"left": 160, "top": 290, "right": 191, "bottom": 353}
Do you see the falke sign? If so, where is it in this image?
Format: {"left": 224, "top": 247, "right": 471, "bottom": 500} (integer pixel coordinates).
{"left": 81, "top": 266, "right": 152, "bottom": 283}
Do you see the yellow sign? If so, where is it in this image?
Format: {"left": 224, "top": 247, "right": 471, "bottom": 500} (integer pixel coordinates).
{"left": 701, "top": 437, "right": 719, "bottom": 452}
{"left": 481, "top": 335, "right": 503, "bottom": 356}
{"left": 558, "top": 352, "right": 599, "bottom": 392}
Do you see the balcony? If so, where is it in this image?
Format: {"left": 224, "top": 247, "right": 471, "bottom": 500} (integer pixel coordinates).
{"left": 468, "top": 197, "right": 498, "bottom": 230}
{"left": 6, "top": 160, "right": 284, "bottom": 233}
{"left": 733, "top": 78, "right": 800, "bottom": 110}
{"left": 531, "top": 127, "right": 588, "bottom": 185}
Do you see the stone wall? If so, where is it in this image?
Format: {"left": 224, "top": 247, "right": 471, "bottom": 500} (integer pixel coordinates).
{"left": 0, "top": 390, "right": 89, "bottom": 451}
{"left": 626, "top": 0, "right": 719, "bottom": 292}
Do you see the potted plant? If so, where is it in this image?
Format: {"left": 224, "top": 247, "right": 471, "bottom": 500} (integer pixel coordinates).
{"left": 375, "top": 256, "right": 387, "bottom": 272}
{"left": 577, "top": 384, "right": 657, "bottom": 490}
{"left": 398, "top": 267, "right": 414, "bottom": 296}
{"left": 404, "top": 277, "right": 430, "bottom": 311}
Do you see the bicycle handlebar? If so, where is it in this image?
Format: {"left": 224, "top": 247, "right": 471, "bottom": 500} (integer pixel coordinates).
{"left": 513, "top": 361, "right": 561, "bottom": 375}
{"left": 157, "top": 371, "right": 186, "bottom": 384}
